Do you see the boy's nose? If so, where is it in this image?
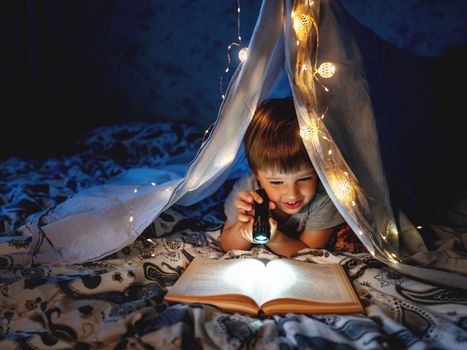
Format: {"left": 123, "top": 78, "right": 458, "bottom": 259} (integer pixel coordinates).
{"left": 285, "top": 184, "right": 299, "bottom": 197}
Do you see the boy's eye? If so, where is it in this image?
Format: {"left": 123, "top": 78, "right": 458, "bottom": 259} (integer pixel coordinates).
{"left": 299, "top": 176, "right": 313, "bottom": 182}
{"left": 269, "top": 181, "right": 283, "bottom": 185}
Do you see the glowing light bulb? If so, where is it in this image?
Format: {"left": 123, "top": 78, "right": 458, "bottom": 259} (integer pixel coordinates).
{"left": 299, "top": 122, "right": 319, "bottom": 145}
{"left": 238, "top": 47, "right": 248, "bottom": 62}
{"left": 317, "top": 62, "right": 336, "bottom": 78}
{"left": 293, "top": 14, "right": 311, "bottom": 36}
{"left": 329, "top": 174, "right": 354, "bottom": 203}
{"left": 129, "top": 216, "right": 134, "bottom": 223}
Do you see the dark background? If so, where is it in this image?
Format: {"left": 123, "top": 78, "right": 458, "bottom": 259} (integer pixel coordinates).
{"left": 0, "top": 0, "right": 466, "bottom": 224}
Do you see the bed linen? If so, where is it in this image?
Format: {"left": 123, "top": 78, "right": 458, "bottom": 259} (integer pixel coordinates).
{"left": 0, "top": 122, "right": 466, "bottom": 349}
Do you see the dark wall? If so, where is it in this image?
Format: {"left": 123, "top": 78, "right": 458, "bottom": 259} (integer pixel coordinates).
{"left": 0, "top": 0, "right": 261, "bottom": 160}
{"left": 2, "top": 0, "right": 465, "bottom": 161}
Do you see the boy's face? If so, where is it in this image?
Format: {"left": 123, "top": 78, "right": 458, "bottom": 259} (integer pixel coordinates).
{"left": 256, "top": 167, "right": 318, "bottom": 218}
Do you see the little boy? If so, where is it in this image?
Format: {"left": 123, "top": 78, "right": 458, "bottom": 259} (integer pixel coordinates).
{"left": 220, "top": 98, "right": 345, "bottom": 257}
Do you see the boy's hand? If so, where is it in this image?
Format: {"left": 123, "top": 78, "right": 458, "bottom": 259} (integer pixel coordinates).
{"left": 235, "top": 191, "right": 276, "bottom": 243}
{"left": 268, "top": 217, "right": 278, "bottom": 242}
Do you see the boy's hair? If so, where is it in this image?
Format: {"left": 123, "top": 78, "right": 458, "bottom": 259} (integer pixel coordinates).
{"left": 244, "top": 98, "right": 313, "bottom": 173}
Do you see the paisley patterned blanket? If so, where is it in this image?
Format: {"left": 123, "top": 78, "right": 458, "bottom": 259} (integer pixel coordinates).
{"left": 0, "top": 122, "right": 466, "bottom": 349}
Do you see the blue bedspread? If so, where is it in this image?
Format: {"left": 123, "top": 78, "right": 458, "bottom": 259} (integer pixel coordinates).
{"left": 0, "top": 122, "right": 466, "bottom": 349}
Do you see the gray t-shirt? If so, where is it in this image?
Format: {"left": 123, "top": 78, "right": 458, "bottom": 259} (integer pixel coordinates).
{"left": 224, "top": 173, "right": 345, "bottom": 239}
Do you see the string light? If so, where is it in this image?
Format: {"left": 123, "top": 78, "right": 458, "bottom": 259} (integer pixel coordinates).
{"left": 128, "top": 182, "right": 159, "bottom": 229}
{"left": 329, "top": 172, "right": 355, "bottom": 204}
{"left": 219, "top": 0, "right": 244, "bottom": 100}
{"left": 317, "top": 62, "right": 336, "bottom": 78}
{"left": 293, "top": 14, "right": 311, "bottom": 38}
{"left": 238, "top": 47, "right": 248, "bottom": 62}
{"left": 293, "top": 1, "right": 401, "bottom": 266}
{"left": 299, "top": 122, "right": 319, "bottom": 144}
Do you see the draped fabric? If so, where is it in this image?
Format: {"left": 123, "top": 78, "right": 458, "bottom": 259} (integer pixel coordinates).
{"left": 23, "top": 0, "right": 467, "bottom": 289}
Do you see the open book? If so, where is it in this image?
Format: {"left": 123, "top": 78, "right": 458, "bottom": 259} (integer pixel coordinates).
{"left": 164, "top": 257, "right": 365, "bottom": 315}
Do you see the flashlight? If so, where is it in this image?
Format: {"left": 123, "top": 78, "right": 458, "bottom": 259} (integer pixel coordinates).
{"left": 252, "top": 188, "right": 271, "bottom": 244}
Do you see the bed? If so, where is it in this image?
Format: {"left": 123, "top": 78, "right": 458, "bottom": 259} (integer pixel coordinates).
{"left": 1, "top": 122, "right": 466, "bottom": 349}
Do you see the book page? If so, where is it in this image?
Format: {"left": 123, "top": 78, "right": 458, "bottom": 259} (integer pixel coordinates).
{"left": 167, "top": 258, "right": 266, "bottom": 304}
{"left": 260, "top": 260, "right": 354, "bottom": 305}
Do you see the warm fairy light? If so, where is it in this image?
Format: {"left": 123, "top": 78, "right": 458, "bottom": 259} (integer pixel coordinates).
{"left": 129, "top": 216, "right": 134, "bottom": 223}
{"left": 334, "top": 179, "right": 352, "bottom": 199}
{"left": 151, "top": 182, "right": 156, "bottom": 186}
{"left": 417, "top": 226, "right": 422, "bottom": 229}
{"left": 238, "top": 47, "right": 248, "bottom": 62}
{"left": 358, "top": 230, "right": 363, "bottom": 235}
{"left": 329, "top": 174, "right": 354, "bottom": 203}
{"left": 317, "top": 62, "right": 336, "bottom": 78}
{"left": 386, "top": 251, "right": 400, "bottom": 263}
{"left": 219, "top": 0, "right": 243, "bottom": 99}
{"left": 293, "top": 14, "right": 311, "bottom": 36}
{"left": 134, "top": 188, "right": 138, "bottom": 193}
{"left": 299, "top": 122, "right": 319, "bottom": 145}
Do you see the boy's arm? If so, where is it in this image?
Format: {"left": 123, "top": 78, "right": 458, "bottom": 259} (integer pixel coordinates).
{"left": 220, "top": 219, "right": 253, "bottom": 252}
{"left": 266, "top": 227, "right": 335, "bottom": 258}
{"left": 266, "top": 229, "right": 308, "bottom": 258}
{"left": 299, "top": 227, "right": 335, "bottom": 249}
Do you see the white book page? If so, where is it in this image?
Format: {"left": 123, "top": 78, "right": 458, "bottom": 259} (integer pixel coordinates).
{"left": 168, "top": 258, "right": 266, "bottom": 304}
{"left": 259, "top": 260, "right": 353, "bottom": 305}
